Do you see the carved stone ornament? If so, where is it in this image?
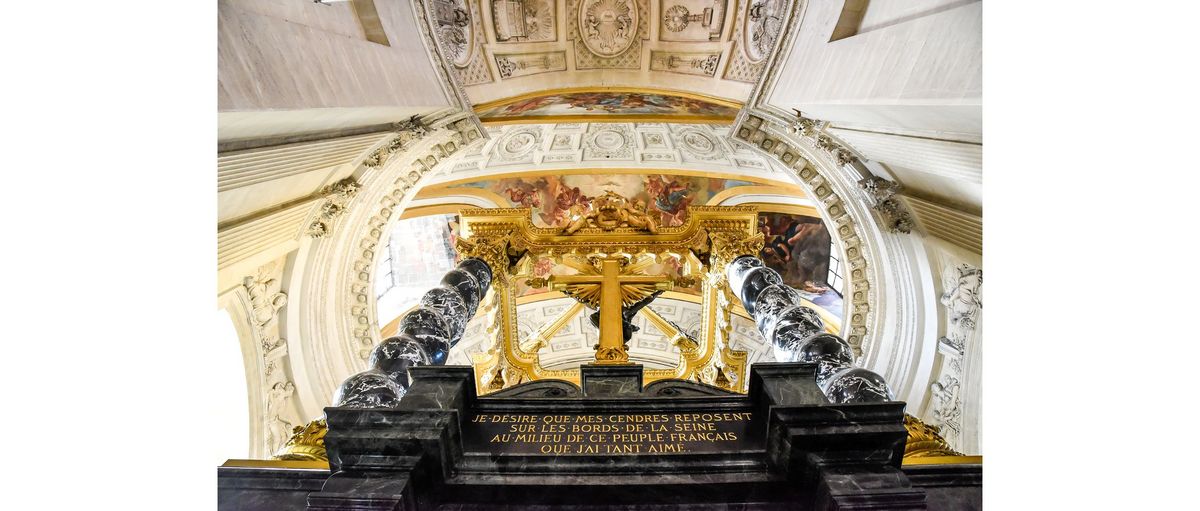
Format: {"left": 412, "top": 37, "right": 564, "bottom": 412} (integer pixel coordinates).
{"left": 306, "top": 178, "right": 361, "bottom": 238}
{"left": 579, "top": 0, "right": 639, "bottom": 57}
{"left": 857, "top": 176, "right": 914, "bottom": 235}
{"left": 929, "top": 358, "right": 963, "bottom": 446}
{"left": 939, "top": 264, "right": 982, "bottom": 354}
{"left": 432, "top": 0, "right": 476, "bottom": 67}
{"left": 742, "top": 0, "right": 786, "bottom": 63}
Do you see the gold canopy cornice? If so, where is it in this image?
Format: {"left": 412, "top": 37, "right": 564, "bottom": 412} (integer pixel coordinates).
{"left": 454, "top": 202, "right": 764, "bottom": 395}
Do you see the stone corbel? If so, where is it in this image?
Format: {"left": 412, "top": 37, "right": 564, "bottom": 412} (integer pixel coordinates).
{"left": 857, "top": 175, "right": 914, "bottom": 234}
{"left": 787, "top": 111, "right": 859, "bottom": 167}
{"left": 306, "top": 178, "right": 361, "bottom": 238}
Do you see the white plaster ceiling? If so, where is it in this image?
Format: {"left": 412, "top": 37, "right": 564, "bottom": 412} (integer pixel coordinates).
{"left": 424, "top": 122, "right": 798, "bottom": 186}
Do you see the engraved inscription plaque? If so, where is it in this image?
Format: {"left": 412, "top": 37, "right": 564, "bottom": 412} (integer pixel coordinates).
{"left": 462, "top": 411, "right": 760, "bottom": 455}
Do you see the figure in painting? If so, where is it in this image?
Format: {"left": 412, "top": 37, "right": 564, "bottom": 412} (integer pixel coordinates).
{"left": 503, "top": 178, "right": 546, "bottom": 209}
{"left": 542, "top": 180, "right": 591, "bottom": 227}
{"left": 757, "top": 214, "right": 833, "bottom": 294}
{"left": 644, "top": 175, "right": 695, "bottom": 226}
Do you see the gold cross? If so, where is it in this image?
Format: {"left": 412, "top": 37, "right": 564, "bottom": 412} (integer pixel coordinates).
{"left": 547, "top": 255, "right": 679, "bottom": 364}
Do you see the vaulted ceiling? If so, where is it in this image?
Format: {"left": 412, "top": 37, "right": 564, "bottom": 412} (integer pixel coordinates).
{"left": 430, "top": 0, "right": 786, "bottom": 107}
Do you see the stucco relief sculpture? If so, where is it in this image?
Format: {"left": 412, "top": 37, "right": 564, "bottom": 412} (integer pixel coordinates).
{"left": 493, "top": 0, "right": 555, "bottom": 42}
{"left": 743, "top": 0, "right": 785, "bottom": 63}
{"left": 244, "top": 261, "right": 301, "bottom": 453}
{"left": 265, "top": 381, "right": 299, "bottom": 452}
{"left": 939, "top": 264, "right": 982, "bottom": 354}
{"left": 432, "top": 0, "right": 475, "bottom": 67}
{"left": 929, "top": 360, "right": 963, "bottom": 446}
{"left": 580, "top": 0, "right": 639, "bottom": 56}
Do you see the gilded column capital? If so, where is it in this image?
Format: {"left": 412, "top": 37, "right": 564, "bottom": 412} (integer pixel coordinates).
{"left": 707, "top": 231, "right": 765, "bottom": 276}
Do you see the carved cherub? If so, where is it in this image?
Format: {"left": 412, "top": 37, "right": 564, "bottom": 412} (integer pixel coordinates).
{"left": 622, "top": 198, "right": 658, "bottom": 234}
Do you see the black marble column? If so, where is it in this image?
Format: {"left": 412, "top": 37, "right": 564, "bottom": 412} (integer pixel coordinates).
{"left": 333, "top": 258, "right": 492, "bottom": 407}
{"left": 727, "top": 255, "right": 893, "bottom": 404}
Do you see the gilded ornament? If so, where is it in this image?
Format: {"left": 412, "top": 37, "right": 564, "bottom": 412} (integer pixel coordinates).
{"left": 272, "top": 418, "right": 329, "bottom": 462}
{"left": 903, "top": 414, "right": 963, "bottom": 458}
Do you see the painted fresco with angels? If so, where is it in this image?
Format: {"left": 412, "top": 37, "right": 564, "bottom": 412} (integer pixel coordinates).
{"left": 449, "top": 174, "right": 753, "bottom": 228}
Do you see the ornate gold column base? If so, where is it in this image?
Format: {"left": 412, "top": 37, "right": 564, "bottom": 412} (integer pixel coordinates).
{"left": 271, "top": 418, "right": 328, "bottom": 462}
{"left": 903, "top": 414, "right": 963, "bottom": 459}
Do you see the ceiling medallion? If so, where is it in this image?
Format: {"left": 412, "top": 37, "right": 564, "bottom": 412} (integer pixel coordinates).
{"left": 742, "top": 0, "right": 785, "bottom": 64}
{"left": 579, "top": 0, "right": 639, "bottom": 57}
{"left": 432, "top": 0, "right": 476, "bottom": 68}
{"left": 681, "top": 130, "right": 717, "bottom": 154}
{"left": 591, "top": 129, "right": 627, "bottom": 150}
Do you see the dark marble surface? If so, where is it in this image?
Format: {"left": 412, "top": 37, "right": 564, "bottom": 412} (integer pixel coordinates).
{"left": 221, "top": 364, "right": 981, "bottom": 510}
{"left": 579, "top": 364, "right": 644, "bottom": 397}
{"left": 217, "top": 466, "right": 329, "bottom": 511}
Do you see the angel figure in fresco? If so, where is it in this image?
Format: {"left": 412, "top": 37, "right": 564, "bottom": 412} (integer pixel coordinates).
{"left": 541, "top": 180, "right": 591, "bottom": 227}
{"left": 499, "top": 95, "right": 557, "bottom": 116}
{"left": 644, "top": 175, "right": 695, "bottom": 226}
{"left": 502, "top": 178, "right": 546, "bottom": 209}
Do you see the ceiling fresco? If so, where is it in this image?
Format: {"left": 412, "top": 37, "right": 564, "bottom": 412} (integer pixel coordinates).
{"left": 447, "top": 173, "right": 754, "bottom": 227}
{"left": 474, "top": 90, "right": 740, "bottom": 123}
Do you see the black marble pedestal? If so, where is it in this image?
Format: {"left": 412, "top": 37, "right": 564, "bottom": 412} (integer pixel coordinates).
{"left": 217, "top": 363, "right": 981, "bottom": 510}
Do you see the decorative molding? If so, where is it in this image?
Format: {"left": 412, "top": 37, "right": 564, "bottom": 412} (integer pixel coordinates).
{"left": 495, "top": 51, "right": 567, "bottom": 79}
{"left": 434, "top": 123, "right": 792, "bottom": 183}
{"left": 288, "top": 111, "right": 486, "bottom": 410}
{"left": 306, "top": 178, "right": 361, "bottom": 238}
{"left": 787, "top": 113, "right": 858, "bottom": 167}
{"left": 929, "top": 357, "right": 963, "bottom": 448}
{"left": 857, "top": 176, "right": 914, "bottom": 234}
{"left": 649, "top": 51, "right": 721, "bottom": 77}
